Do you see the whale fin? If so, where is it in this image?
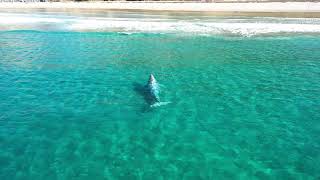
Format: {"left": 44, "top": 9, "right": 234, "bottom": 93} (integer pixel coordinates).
{"left": 150, "top": 101, "right": 171, "bottom": 108}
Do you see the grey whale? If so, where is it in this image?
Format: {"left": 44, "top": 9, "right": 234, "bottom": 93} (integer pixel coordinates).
{"left": 146, "top": 74, "right": 170, "bottom": 107}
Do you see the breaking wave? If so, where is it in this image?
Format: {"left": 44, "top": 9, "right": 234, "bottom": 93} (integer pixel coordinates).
{"left": 1, "top": 12, "right": 320, "bottom": 36}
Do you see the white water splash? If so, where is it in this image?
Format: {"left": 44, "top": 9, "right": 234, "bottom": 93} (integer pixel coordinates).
{"left": 150, "top": 101, "right": 171, "bottom": 108}
{"left": 1, "top": 12, "right": 320, "bottom": 36}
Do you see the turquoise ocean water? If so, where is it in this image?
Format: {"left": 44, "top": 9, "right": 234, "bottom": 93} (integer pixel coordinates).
{"left": 0, "top": 11, "right": 320, "bottom": 179}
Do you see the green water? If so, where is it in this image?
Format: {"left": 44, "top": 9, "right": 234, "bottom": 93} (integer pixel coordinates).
{"left": 0, "top": 31, "right": 320, "bottom": 179}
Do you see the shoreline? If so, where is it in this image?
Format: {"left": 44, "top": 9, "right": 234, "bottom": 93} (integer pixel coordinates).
{"left": 0, "top": 2, "right": 320, "bottom": 13}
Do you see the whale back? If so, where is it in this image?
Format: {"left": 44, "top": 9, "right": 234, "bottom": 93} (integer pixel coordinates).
{"left": 147, "top": 74, "right": 160, "bottom": 102}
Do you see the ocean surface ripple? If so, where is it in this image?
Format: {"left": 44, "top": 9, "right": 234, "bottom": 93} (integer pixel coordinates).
{"left": 0, "top": 30, "right": 319, "bottom": 179}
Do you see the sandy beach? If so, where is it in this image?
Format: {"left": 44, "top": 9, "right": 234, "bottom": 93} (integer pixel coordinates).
{"left": 0, "top": 2, "right": 320, "bottom": 13}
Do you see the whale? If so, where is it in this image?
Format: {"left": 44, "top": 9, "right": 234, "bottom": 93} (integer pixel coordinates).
{"left": 146, "top": 74, "right": 170, "bottom": 107}
{"left": 147, "top": 74, "right": 160, "bottom": 103}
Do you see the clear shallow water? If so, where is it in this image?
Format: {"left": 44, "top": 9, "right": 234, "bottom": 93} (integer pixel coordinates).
{"left": 0, "top": 31, "right": 319, "bottom": 180}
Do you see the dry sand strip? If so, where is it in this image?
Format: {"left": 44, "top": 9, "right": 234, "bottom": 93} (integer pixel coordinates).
{"left": 1, "top": 2, "right": 320, "bottom": 17}
{"left": 0, "top": 2, "right": 319, "bottom": 12}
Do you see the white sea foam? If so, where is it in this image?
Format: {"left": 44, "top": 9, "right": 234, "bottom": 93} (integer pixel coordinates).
{"left": 68, "top": 20, "right": 320, "bottom": 36}
{"left": 0, "top": 13, "right": 66, "bottom": 24}
{"left": 1, "top": 13, "right": 320, "bottom": 36}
